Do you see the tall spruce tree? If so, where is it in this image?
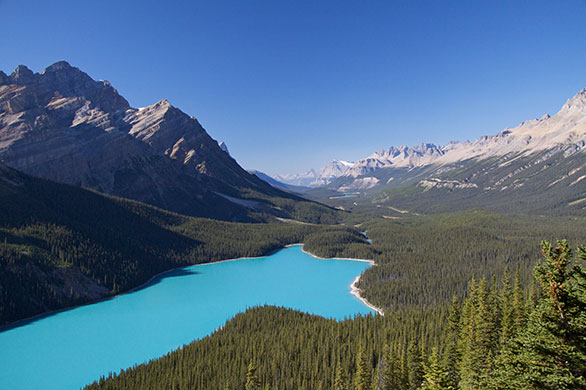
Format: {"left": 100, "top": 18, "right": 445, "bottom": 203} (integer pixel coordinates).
{"left": 407, "top": 340, "right": 423, "bottom": 390}
{"left": 443, "top": 295, "right": 461, "bottom": 389}
{"left": 499, "top": 267, "right": 514, "bottom": 349}
{"left": 421, "top": 347, "right": 448, "bottom": 390}
{"left": 245, "top": 361, "right": 261, "bottom": 390}
{"left": 494, "top": 241, "right": 586, "bottom": 389}
{"left": 380, "top": 345, "right": 402, "bottom": 390}
{"left": 334, "top": 361, "right": 348, "bottom": 390}
{"left": 354, "top": 345, "right": 372, "bottom": 390}
{"left": 512, "top": 268, "right": 524, "bottom": 328}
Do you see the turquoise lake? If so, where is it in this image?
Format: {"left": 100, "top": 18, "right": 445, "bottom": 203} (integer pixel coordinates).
{"left": 0, "top": 245, "right": 375, "bottom": 390}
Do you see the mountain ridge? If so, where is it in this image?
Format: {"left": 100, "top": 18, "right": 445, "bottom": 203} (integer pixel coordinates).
{"left": 0, "top": 61, "right": 335, "bottom": 222}
{"left": 278, "top": 87, "right": 586, "bottom": 189}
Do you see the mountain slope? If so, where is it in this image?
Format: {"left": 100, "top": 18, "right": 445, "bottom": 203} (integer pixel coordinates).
{"left": 0, "top": 61, "right": 335, "bottom": 222}
{"left": 300, "top": 88, "right": 586, "bottom": 215}
{"left": 0, "top": 163, "right": 353, "bottom": 327}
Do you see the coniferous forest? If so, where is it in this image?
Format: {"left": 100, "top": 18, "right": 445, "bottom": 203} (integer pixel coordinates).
{"left": 86, "top": 240, "right": 586, "bottom": 390}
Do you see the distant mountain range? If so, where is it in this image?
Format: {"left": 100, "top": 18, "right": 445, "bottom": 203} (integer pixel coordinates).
{"left": 277, "top": 88, "right": 586, "bottom": 215}
{"left": 279, "top": 88, "right": 586, "bottom": 191}
{"left": 275, "top": 160, "right": 355, "bottom": 187}
{"left": 248, "top": 170, "right": 311, "bottom": 193}
{"left": 0, "top": 61, "right": 335, "bottom": 222}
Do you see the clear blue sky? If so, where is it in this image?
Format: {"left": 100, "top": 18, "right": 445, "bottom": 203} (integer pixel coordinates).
{"left": 1, "top": 0, "right": 585, "bottom": 175}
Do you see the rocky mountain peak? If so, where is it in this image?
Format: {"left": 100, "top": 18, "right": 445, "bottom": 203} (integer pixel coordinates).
{"left": 560, "top": 87, "right": 586, "bottom": 114}
{"left": 9, "top": 65, "right": 34, "bottom": 84}
{"left": 155, "top": 98, "right": 171, "bottom": 107}
{"left": 38, "top": 61, "right": 94, "bottom": 89}
{"left": 42, "top": 60, "right": 75, "bottom": 73}
{"left": 0, "top": 61, "right": 130, "bottom": 112}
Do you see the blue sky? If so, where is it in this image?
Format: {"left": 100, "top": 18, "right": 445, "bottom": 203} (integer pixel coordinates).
{"left": 1, "top": 0, "right": 585, "bottom": 175}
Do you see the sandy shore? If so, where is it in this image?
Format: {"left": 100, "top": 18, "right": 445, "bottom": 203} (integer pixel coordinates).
{"left": 350, "top": 275, "right": 384, "bottom": 315}
{"left": 296, "top": 244, "right": 384, "bottom": 315}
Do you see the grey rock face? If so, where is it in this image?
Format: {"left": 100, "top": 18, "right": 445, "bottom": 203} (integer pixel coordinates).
{"left": 0, "top": 61, "right": 276, "bottom": 219}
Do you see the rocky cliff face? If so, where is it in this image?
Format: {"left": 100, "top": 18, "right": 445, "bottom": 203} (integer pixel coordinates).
{"left": 0, "top": 61, "right": 287, "bottom": 220}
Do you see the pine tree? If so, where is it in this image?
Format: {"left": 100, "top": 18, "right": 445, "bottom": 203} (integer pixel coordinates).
{"left": 494, "top": 241, "right": 586, "bottom": 389}
{"left": 499, "top": 267, "right": 514, "bottom": 349}
{"left": 407, "top": 340, "right": 423, "bottom": 390}
{"left": 443, "top": 295, "right": 460, "bottom": 389}
{"left": 488, "top": 274, "right": 501, "bottom": 350}
{"left": 512, "top": 268, "right": 524, "bottom": 328}
{"left": 380, "top": 345, "right": 402, "bottom": 390}
{"left": 458, "top": 277, "right": 478, "bottom": 390}
{"left": 421, "top": 348, "right": 447, "bottom": 390}
{"left": 245, "top": 360, "right": 261, "bottom": 390}
{"left": 354, "top": 345, "right": 372, "bottom": 390}
{"left": 333, "top": 362, "right": 347, "bottom": 390}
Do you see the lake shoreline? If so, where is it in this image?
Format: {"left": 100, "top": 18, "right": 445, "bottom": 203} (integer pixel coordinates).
{"left": 0, "top": 245, "right": 287, "bottom": 332}
{"left": 297, "top": 245, "right": 383, "bottom": 316}
{"left": 1, "top": 243, "right": 382, "bottom": 331}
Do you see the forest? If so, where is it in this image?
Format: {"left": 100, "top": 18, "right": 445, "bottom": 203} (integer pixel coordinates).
{"left": 85, "top": 239, "right": 586, "bottom": 390}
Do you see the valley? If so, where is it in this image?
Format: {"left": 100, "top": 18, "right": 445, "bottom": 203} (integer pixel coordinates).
{"left": 0, "top": 60, "right": 585, "bottom": 390}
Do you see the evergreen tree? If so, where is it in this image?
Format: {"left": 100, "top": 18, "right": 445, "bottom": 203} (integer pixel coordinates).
{"left": 512, "top": 268, "right": 524, "bottom": 328}
{"left": 494, "top": 241, "right": 586, "bottom": 389}
{"left": 498, "top": 267, "right": 514, "bottom": 349}
{"left": 354, "top": 345, "right": 372, "bottom": 390}
{"left": 245, "top": 361, "right": 261, "bottom": 390}
{"left": 421, "top": 348, "right": 448, "bottom": 390}
{"left": 334, "top": 362, "right": 348, "bottom": 390}
{"left": 458, "top": 277, "right": 478, "bottom": 390}
{"left": 380, "top": 345, "right": 402, "bottom": 390}
{"left": 443, "top": 295, "right": 460, "bottom": 389}
{"left": 407, "top": 340, "right": 423, "bottom": 390}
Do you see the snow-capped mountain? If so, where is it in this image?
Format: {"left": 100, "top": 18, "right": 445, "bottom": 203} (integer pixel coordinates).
{"left": 275, "top": 169, "right": 318, "bottom": 187}
{"left": 275, "top": 160, "right": 354, "bottom": 187}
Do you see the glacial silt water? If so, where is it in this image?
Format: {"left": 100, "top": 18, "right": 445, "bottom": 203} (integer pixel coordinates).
{"left": 0, "top": 245, "right": 374, "bottom": 390}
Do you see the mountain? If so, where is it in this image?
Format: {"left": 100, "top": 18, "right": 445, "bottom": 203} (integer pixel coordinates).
{"left": 301, "top": 88, "right": 586, "bottom": 215}
{"left": 276, "top": 160, "right": 355, "bottom": 187}
{"left": 275, "top": 169, "right": 319, "bottom": 187}
{"left": 288, "top": 88, "right": 586, "bottom": 193}
{"left": 248, "top": 170, "right": 311, "bottom": 193}
{"left": 0, "top": 62, "right": 336, "bottom": 222}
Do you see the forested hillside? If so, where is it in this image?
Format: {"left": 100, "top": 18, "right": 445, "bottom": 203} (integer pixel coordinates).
{"left": 0, "top": 165, "right": 360, "bottom": 327}
{"left": 357, "top": 211, "right": 586, "bottom": 311}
